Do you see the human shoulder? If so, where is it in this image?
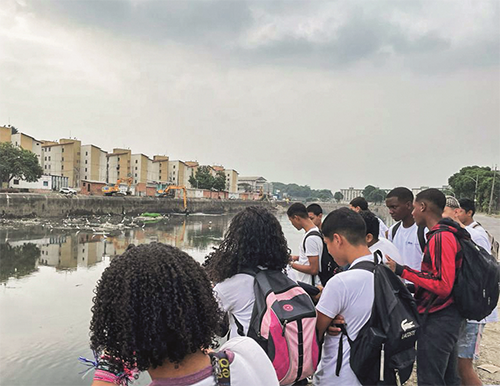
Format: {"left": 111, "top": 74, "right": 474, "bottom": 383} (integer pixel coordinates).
{"left": 214, "top": 274, "right": 254, "bottom": 305}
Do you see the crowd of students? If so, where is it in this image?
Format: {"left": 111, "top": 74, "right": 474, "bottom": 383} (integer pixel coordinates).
{"left": 84, "top": 187, "right": 498, "bottom": 386}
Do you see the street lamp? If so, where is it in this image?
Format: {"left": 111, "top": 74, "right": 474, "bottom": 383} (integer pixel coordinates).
{"left": 462, "top": 172, "right": 479, "bottom": 204}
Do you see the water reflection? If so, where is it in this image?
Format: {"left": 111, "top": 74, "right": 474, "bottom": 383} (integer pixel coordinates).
{"left": 0, "top": 215, "right": 231, "bottom": 283}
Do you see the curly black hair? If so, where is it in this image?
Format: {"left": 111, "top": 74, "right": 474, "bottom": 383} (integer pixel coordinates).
{"left": 204, "top": 206, "right": 291, "bottom": 283}
{"left": 90, "top": 243, "right": 223, "bottom": 371}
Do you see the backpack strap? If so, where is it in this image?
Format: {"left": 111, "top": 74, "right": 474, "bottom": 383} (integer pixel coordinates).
{"left": 335, "top": 324, "right": 354, "bottom": 376}
{"left": 232, "top": 315, "right": 245, "bottom": 337}
{"left": 391, "top": 221, "right": 402, "bottom": 240}
{"left": 417, "top": 225, "right": 427, "bottom": 253}
{"left": 209, "top": 350, "right": 231, "bottom": 386}
{"left": 302, "top": 230, "right": 323, "bottom": 286}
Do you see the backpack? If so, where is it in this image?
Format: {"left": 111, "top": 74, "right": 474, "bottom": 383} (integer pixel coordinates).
{"left": 336, "top": 252, "right": 420, "bottom": 386}
{"left": 391, "top": 222, "right": 426, "bottom": 253}
{"left": 239, "top": 268, "right": 320, "bottom": 385}
{"left": 472, "top": 222, "right": 499, "bottom": 260}
{"left": 451, "top": 230, "right": 500, "bottom": 321}
{"left": 303, "top": 230, "right": 341, "bottom": 286}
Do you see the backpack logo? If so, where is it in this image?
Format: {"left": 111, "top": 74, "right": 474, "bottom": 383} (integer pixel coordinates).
{"left": 401, "top": 319, "right": 415, "bottom": 332}
{"left": 283, "top": 304, "right": 294, "bottom": 312}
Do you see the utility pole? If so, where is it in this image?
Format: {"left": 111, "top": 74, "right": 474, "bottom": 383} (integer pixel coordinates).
{"left": 488, "top": 165, "right": 497, "bottom": 215}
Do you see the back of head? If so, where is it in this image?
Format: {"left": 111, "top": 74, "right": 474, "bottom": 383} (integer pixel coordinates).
{"left": 445, "top": 196, "right": 460, "bottom": 210}
{"left": 459, "top": 198, "right": 475, "bottom": 216}
{"left": 322, "top": 207, "right": 367, "bottom": 246}
{"left": 306, "top": 203, "right": 323, "bottom": 216}
{"left": 416, "top": 188, "right": 446, "bottom": 214}
{"left": 350, "top": 197, "right": 368, "bottom": 211}
{"left": 204, "top": 206, "right": 290, "bottom": 282}
{"left": 90, "top": 243, "right": 222, "bottom": 371}
{"left": 386, "top": 187, "right": 414, "bottom": 204}
{"left": 359, "top": 210, "right": 380, "bottom": 239}
{"left": 287, "top": 202, "right": 309, "bottom": 219}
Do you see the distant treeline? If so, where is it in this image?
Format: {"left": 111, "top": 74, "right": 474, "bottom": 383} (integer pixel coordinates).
{"left": 272, "top": 182, "right": 333, "bottom": 202}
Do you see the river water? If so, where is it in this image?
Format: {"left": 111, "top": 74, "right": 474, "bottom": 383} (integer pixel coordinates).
{"left": 4, "top": 211, "right": 363, "bottom": 386}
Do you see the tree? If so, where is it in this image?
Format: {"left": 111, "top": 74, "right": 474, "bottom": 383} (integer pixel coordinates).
{"left": 448, "top": 166, "right": 499, "bottom": 212}
{"left": 334, "top": 191, "right": 344, "bottom": 203}
{"left": 271, "top": 181, "right": 332, "bottom": 201}
{"left": 0, "top": 142, "right": 43, "bottom": 186}
{"left": 213, "top": 171, "right": 226, "bottom": 191}
{"left": 188, "top": 166, "right": 215, "bottom": 190}
{"left": 366, "top": 188, "right": 387, "bottom": 203}
{"left": 363, "top": 185, "right": 377, "bottom": 199}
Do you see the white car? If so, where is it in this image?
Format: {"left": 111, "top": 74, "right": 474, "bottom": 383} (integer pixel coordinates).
{"left": 60, "top": 187, "right": 77, "bottom": 195}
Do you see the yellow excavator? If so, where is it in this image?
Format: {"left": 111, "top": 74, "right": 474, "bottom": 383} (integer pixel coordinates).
{"left": 157, "top": 185, "right": 188, "bottom": 211}
{"left": 102, "top": 178, "right": 133, "bottom": 196}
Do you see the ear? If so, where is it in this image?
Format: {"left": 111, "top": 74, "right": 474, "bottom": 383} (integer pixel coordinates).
{"left": 420, "top": 201, "right": 428, "bottom": 213}
{"left": 333, "top": 233, "right": 342, "bottom": 245}
{"left": 366, "top": 234, "right": 374, "bottom": 244}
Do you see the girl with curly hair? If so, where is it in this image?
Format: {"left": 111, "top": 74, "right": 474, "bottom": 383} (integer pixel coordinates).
{"left": 204, "top": 206, "right": 290, "bottom": 339}
{"left": 88, "top": 243, "right": 278, "bottom": 386}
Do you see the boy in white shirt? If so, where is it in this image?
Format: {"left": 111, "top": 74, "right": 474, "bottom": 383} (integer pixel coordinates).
{"left": 359, "top": 210, "right": 403, "bottom": 265}
{"left": 287, "top": 202, "right": 322, "bottom": 286}
{"left": 350, "top": 196, "right": 389, "bottom": 239}
{"left": 315, "top": 208, "right": 375, "bottom": 386}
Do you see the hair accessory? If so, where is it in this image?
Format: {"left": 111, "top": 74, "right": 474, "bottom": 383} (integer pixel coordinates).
{"left": 78, "top": 352, "right": 139, "bottom": 385}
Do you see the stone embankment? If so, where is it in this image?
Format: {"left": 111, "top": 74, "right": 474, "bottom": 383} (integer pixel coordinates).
{"left": 0, "top": 193, "right": 275, "bottom": 218}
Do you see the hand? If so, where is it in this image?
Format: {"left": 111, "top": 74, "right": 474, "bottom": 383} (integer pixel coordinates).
{"left": 327, "top": 314, "right": 345, "bottom": 336}
{"left": 385, "top": 255, "right": 397, "bottom": 272}
{"left": 312, "top": 285, "right": 323, "bottom": 303}
{"left": 291, "top": 255, "right": 299, "bottom": 261}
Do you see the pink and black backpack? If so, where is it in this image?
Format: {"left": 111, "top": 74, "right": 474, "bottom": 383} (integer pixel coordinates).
{"left": 235, "top": 269, "right": 319, "bottom": 385}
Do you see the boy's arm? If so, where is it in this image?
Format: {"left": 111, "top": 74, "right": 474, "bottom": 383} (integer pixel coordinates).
{"left": 291, "top": 255, "right": 319, "bottom": 275}
{"left": 316, "top": 311, "right": 334, "bottom": 337}
{"left": 390, "top": 232, "right": 458, "bottom": 298}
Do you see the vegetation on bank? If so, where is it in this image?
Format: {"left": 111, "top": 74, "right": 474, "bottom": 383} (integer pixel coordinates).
{"left": 0, "top": 142, "right": 43, "bottom": 187}
{"left": 272, "top": 182, "right": 333, "bottom": 202}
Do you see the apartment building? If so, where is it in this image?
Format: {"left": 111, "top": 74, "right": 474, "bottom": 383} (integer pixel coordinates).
{"left": 1, "top": 126, "right": 44, "bottom": 166}
{"left": 168, "top": 160, "right": 189, "bottom": 186}
{"left": 238, "top": 176, "right": 272, "bottom": 194}
{"left": 131, "top": 154, "right": 150, "bottom": 185}
{"left": 224, "top": 169, "right": 239, "bottom": 193}
{"left": 80, "top": 145, "right": 107, "bottom": 183}
{"left": 106, "top": 148, "right": 131, "bottom": 184}
{"left": 42, "top": 139, "right": 81, "bottom": 188}
{"left": 151, "top": 155, "right": 170, "bottom": 184}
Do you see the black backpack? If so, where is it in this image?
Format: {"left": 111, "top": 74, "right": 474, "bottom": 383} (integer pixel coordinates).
{"left": 450, "top": 229, "right": 500, "bottom": 321}
{"left": 392, "top": 222, "right": 427, "bottom": 253}
{"left": 303, "top": 230, "right": 340, "bottom": 286}
{"left": 336, "top": 252, "right": 420, "bottom": 386}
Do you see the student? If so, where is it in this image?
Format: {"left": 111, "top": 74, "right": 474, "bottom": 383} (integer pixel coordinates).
{"left": 457, "top": 198, "right": 499, "bottom": 258}
{"left": 385, "top": 187, "right": 425, "bottom": 272}
{"left": 88, "top": 243, "right": 279, "bottom": 386}
{"left": 385, "top": 189, "right": 464, "bottom": 386}
{"left": 204, "top": 206, "right": 290, "bottom": 339}
{"left": 287, "top": 202, "right": 322, "bottom": 286}
{"left": 314, "top": 208, "right": 375, "bottom": 386}
{"left": 350, "top": 196, "right": 389, "bottom": 239}
{"left": 359, "top": 210, "right": 403, "bottom": 265}
{"left": 443, "top": 196, "right": 497, "bottom": 386}
{"left": 307, "top": 203, "right": 323, "bottom": 230}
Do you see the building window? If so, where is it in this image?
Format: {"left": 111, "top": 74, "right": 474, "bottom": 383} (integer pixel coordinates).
{"left": 86, "top": 152, "right": 88, "bottom": 156}
{"left": 48, "top": 156, "right": 51, "bottom": 161}
{"left": 44, "top": 157, "right": 47, "bottom": 161}
{"left": 77, "top": 152, "right": 80, "bottom": 155}
{"left": 62, "top": 157, "right": 64, "bottom": 161}
{"left": 62, "top": 148, "right": 64, "bottom": 153}
{"left": 135, "top": 160, "right": 138, "bottom": 164}
{"left": 44, "top": 165, "right": 47, "bottom": 170}
{"left": 118, "top": 157, "right": 120, "bottom": 162}
{"left": 85, "top": 160, "right": 87, "bottom": 164}
{"left": 43, "top": 181, "right": 49, "bottom": 187}
{"left": 135, "top": 166, "right": 137, "bottom": 170}
{"left": 13, "top": 180, "right": 19, "bottom": 185}
{"left": 173, "top": 165, "right": 176, "bottom": 169}
{"left": 62, "top": 165, "right": 64, "bottom": 170}
{"left": 135, "top": 173, "right": 137, "bottom": 177}
{"left": 85, "top": 168, "right": 87, "bottom": 172}
{"left": 49, "top": 165, "right": 51, "bottom": 169}
{"left": 85, "top": 176, "right": 87, "bottom": 180}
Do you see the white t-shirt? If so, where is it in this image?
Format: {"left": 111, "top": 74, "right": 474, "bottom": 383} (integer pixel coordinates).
{"left": 293, "top": 227, "right": 323, "bottom": 285}
{"left": 369, "top": 238, "right": 403, "bottom": 265}
{"left": 387, "top": 222, "right": 424, "bottom": 271}
{"left": 377, "top": 217, "right": 389, "bottom": 239}
{"left": 465, "top": 225, "right": 498, "bottom": 324}
{"left": 214, "top": 274, "right": 255, "bottom": 339}
{"left": 148, "top": 337, "right": 279, "bottom": 386}
{"left": 314, "top": 255, "right": 375, "bottom": 386}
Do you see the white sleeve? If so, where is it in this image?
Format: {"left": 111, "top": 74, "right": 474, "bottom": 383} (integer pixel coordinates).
{"left": 471, "top": 231, "right": 491, "bottom": 251}
{"left": 316, "top": 276, "right": 346, "bottom": 319}
{"left": 378, "top": 218, "right": 389, "bottom": 239}
{"left": 214, "top": 283, "right": 230, "bottom": 312}
{"left": 305, "top": 236, "right": 322, "bottom": 257}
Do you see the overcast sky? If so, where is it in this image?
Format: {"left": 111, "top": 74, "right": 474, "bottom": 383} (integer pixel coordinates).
{"left": 1, "top": 0, "right": 498, "bottom": 192}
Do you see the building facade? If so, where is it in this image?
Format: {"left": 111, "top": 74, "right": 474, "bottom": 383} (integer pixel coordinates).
{"left": 131, "top": 154, "right": 150, "bottom": 185}
{"left": 224, "top": 169, "right": 239, "bottom": 193}
{"left": 339, "top": 187, "right": 364, "bottom": 203}
{"left": 80, "top": 145, "right": 107, "bottom": 183}
{"left": 42, "top": 139, "right": 81, "bottom": 188}
{"left": 106, "top": 148, "right": 131, "bottom": 184}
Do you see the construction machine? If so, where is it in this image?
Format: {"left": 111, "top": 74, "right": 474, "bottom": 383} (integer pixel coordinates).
{"left": 157, "top": 185, "right": 188, "bottom": 211}
{"left": 102, "top": 178, "right": 133, "bottom": 196}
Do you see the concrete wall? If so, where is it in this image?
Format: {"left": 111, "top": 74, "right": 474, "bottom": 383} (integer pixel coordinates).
{"left": 0, "top": 193, "right": 275, "bottom": 218}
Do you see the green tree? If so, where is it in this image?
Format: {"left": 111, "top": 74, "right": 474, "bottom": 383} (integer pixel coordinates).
{"left": 0, "top": 142, "right": 43, "bottom": 186}
{"left": 448, "top": 166, "right": 499, "bottom": 212}
{"left": 363, "top": 185, "right": 377, "bottom": 199}
{"left": 189, "top": 166, "right": 216, "bottom": 190}
{"left": 334, "top": 191, "right": 344, "bottom": 203}
{"left": 366, "top": 188, "right": 387, "bottom": 203}
{"left": 213, "top": 171, "right": 226, "bottom": 191}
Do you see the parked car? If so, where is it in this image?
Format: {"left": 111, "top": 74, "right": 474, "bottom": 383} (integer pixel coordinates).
{"left": 60, "top": 187, "right": 77, "bottom": 195}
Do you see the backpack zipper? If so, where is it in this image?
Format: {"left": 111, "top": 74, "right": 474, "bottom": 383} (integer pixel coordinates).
{"left": 380, "top": 343, "right": 385, "bottom": 381}
{"left": 282, "top": 319, "right": 288, "bottom": 336}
